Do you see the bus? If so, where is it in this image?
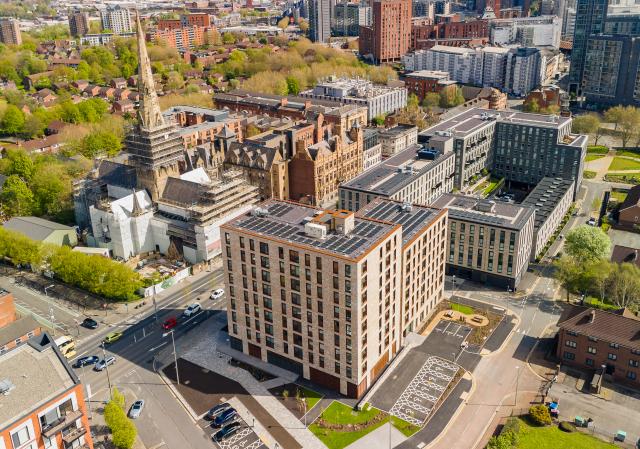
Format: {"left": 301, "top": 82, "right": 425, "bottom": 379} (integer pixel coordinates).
{"left": 54, "top": 335, "right": 77, "bottom": 360}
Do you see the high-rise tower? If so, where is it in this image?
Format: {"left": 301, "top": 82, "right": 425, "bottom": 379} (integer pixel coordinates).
{"left": 124, "top": 13, "right": 184, "bottom": 200}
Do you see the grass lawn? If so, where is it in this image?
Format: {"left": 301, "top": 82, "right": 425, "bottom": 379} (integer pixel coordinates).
{"left": 615, "top": 149, "right": 640, "bottom": 159}
{"left": 517, "top": 419, "right": 617, "bottom": 449}
{"left": 587, "top": 145, "right": 609, "bottom": 154}
{"left": 584, "top": 170, "right": 596, "bottom": 179}
{"left": 610, "top": 190, "right": 628, "bottom": 203}
{"left": 604, "top": 173, "right": 640, "bottom": 184}
{"left": 300, "top": 386, "right": 322, "bottom": 410}
{"left": 483, "top": 177, "right": 502, "bottom": 196}
{"left": 310, "top": 402, "right": 419, "bottom": 449}
{"left": 608, "top": 157, "right": 640, "bottom": 171}
{"left": 586, "top": 154, "right": 604, "bottom": 162}
{"left": 450, "top": 302, "right": 474, "bottom": 315}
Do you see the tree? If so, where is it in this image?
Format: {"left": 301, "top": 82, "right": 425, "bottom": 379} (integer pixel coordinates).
{"left": 439, "top": 85, "right": 465, "bottom": 108}
{"left": 104, "top": 387, "right": 137, "bottom": 449}
{"left": 222, "top": 32, "right": 236, "bottom": 45}
{"left": 31, "top": 168, "right": 70, "bottom": 216}
{"left": 604, "top": 105, "right": 625, "bottom": 130}
{"left": 1, "top": 105, "right": 25, "bottom": 135}
{"left": 80, "top": 131, "right": 122, "bottom": 158}
{"left": 585, "top": 260, "right": 613, "bottom": 302}
{"left": 372, "top": 115, "right": 386, "bottom": 126}
{"left": 0, "top": 228, "right": 42, "bottom": 266}
{"left": 608, "top": 263, "right": 640, "bottom": 310}
{"left": 164, "top": 71, "right": 185, "bottom": 91}
{"left": 564, "top": 225, "right": 610, "bottom": 263}
{"left": 422, "top": 92, "right": 440, "bottom": 110}
{"left": 0, "top": 175, "right": 34, "bottom": 216}
{"left": 278, "top": 17, "right": 290, "bottom": 30}
{"left": 23, "top": 114, "right": 45, "bottom": 139}
{"left": 407, "top": 93, "right": 420, "bottom": 109}
{"left": 529, "top": 405, "right": 552, "bottom": 426}
{"left": 6, "top": 149, "right": 35, "bottom": 181}
{"left": 571, "top": 113, "right": 601, "bottom": 145}
{"left": 298, "top": 18, "right": 309, "bottom": 34}
{"left": 523, "top": 98, "right": 540, "bottom": 113}
{"left": 245, "top": 124, "right": 261, "bottom": 138}
{"left": 286, "top": 76, "right": 300, "bottom": 95}
{"left": 554, "top": 255, "right": 585, "bottom": 300}
{"left": 618, "top": 106, "right": 640, "bottom": 148}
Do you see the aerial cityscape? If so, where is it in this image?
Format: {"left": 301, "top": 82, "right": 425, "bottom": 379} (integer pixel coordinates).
{"left": 0, "top": 0, "right": 638, "bottom": 448}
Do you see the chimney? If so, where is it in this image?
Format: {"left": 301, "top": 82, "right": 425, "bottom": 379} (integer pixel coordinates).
{"left": 589, "top": 309, "right": 596, "bottom": 323}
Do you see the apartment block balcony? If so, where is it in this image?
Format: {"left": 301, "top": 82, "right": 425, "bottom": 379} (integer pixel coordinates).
{"left": 62, "top": 425, "right": 87, "bottom": 444}
{"left": 42, "top": 410, "right": 84, "bottom": 438}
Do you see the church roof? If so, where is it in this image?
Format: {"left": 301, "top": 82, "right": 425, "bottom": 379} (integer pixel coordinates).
{"left": 160, "top": 177, "right": 202, "bottom": 206}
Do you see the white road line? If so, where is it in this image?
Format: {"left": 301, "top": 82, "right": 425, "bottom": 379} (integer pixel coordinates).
{"left": 148, "top": 342, "right": 168, "bottom": 352}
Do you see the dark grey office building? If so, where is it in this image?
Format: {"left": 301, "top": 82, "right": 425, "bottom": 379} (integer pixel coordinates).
{"left": 309, "top": 0, "right": 331, "bottom": 42}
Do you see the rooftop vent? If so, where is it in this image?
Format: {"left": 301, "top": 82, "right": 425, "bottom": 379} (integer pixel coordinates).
{"left": 475, "top": 200, "right": 496, "bottom": 213}
{"left": 589, "top": 309, "right": 596, "bottom": 323}
{"left": 401, "top": 202, "right": 413, "bottom": 213}
{"left": 0, "top": 379, "right": 15, "bottom": 395}
{"left": 305, "top": 222, "right": 327, "bottom": 239}
{"left": 251, "top": 207, "right": 269, "bottom": 217}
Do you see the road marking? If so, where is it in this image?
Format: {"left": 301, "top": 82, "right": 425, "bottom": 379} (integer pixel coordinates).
{"left": 148, "top": 342, "right": 168, "bottom": 352}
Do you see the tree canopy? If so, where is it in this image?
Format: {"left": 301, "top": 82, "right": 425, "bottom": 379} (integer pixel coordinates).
{"left": 564, "top": 225, "right": 611, "bottom": 263}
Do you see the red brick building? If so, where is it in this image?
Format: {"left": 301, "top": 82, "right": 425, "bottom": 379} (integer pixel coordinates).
{"left": 557, "top": 305, "right": 640, "bottom": 388}
{"left": 411, "top": 19, "right": 489, "bottom": 50}
{"left": 0, "top": 290, "right": 42, "bottom": 354}
{"left": 404, "top": 70, "right": 457, "bottom": 101}
{"left": 359, "top": 0, "right": 412, "bottom": 64}
{"left": 0, "top": 333, "right": 93, "bottom": 449}
{"left": 0, "top": 290, "right": 16, "bottom": 328}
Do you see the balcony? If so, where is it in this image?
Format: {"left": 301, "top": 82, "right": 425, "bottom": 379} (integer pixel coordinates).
{"left": 62, "top": 426, "right": 87, "bottom": 444}
{"left": 42, "top": 410, "right": 84, "bottom": 438}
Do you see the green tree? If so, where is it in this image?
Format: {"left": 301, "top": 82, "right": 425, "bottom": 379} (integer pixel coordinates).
{"left": 31, "top": 168, "right": 70, "bottom": 216}
{"left": 298, "top": 18, "right": 309, "bottom": 34}
{"left": 59, "top": 101, "right": 82, "bottom": 124}
{"left": 278, "top": 16, "right": 290, "bottom": 30}
{"left": 618, "top": 106, "right": 640, "bottom": 148}
{"left": 564, "top": 225, "right": 611, "bottom": 263}
{"left": 523, "top": 98, "right": 540, "bottom": 113}
{"left": 607, "top": 263, "right": 640, "bottom": 310}
{"left": 528, "top": 405, "right": 551, "bottom": 426}
{"left": 0, "top": 228, "right": 42, "bottom": 266}
{"left": 422, "top": 92, "right": 440, "bottom": 110}
{"left": 222, "top": 32, "right": 236, "bottom": 45}
{"left": 286, "top": 76, "right": 300, "bottom": 95}
{"left": 164, "top": 71, "right": 185, "bottom": 91}
{"left": 23, "top": 113, "right": 46, "bottom": 139}
{"left": 1, "top": 105, "right": 25, "bottom": 135}
{"left": 104, "top": 387, "right": 137, "bottom": 449}
{"left": 80, "top": 131, "right": 122, "bottom": 158}
{"left": 0, "top": 175, "right": 34, "bottom": 216}
{"left": 604, "top": 105, "right": 626, "bottom": 130}
{"left": 439, "top": 85, "right": 465, "bottom": 108}
{"left": 571, "top": 113, "right": 600, "bottom": 137}
{"left": 6, "top": 149, "right": 35, "bottom": 181}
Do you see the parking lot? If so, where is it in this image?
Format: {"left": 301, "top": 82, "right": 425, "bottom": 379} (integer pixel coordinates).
{"left": 197, "top": 416, "right": 267, "bottom": 449}
{"left": 432, "top": 321, "right": 472, "bottom": 342}
{"left": 388, "top": 356, "right": 460, "bottom": 426}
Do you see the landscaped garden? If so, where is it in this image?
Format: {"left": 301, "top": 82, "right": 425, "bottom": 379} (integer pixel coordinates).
{"left": 587, "top": 145, "right": 609, "bottom": 155}
{"left": 608, "top": 157, "right": 640, "bottom": 171}
{"left": 268, "top": 383, "right": 323, "bottom": 419}
{"left": 609, "top": 190, "right": 628, "bottom": 203}
{"left": 450, "top": 302, "right": 474, "bottom": 315}
{"left": 309, "top": 401, "right": 419, "bottom": 449}
{"left": 586, "top": 154, "right": 604, "bottom": 162}
{"left": 583, "top": 170, "right": 597, "bottom": 179}
{"left": 604, "top": 173, "right": 640, "bottom": 185}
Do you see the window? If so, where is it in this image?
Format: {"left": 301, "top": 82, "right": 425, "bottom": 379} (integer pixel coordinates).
{"left": 588, "top": 347, "right": 597, "bottom": 354}
{"left": 260, "top": 256, "right": 270, "bottom": 269}
{"left": 588, "top": 336, "right": 598, "bottom": 342}
{"left": 565, "top": 340, "right": 577, "bottom": 348}
{"left": 563, "top": 351, "right": 575, "bottom": 360}
{"left": 289, "top": 250, "right": 299, "bottom": 263}
{"left": 260, "top": 242, "right": 269, "bottom": 255}
{"left": 630, "top": 360, "right": 639, "bottom": 368}
{"left": 608, "top": 353, "right": 617, "bottom": 361}
{"left": 294, "top": 346, "right": 303, "bottom": 359}
{"left": 627, "top": 371, "right": 637, "bottom": 380}
{"left": 610, "top": 343, "right": 620, "bottom": 349}
{"left": 266, "top": 336, "right": 275, "bottom": 348}
{"left": 586, "top": 358, "right": 594, "bottom": 366}
{"left": 11, "top": 425, "right": 31, "bottom": 448}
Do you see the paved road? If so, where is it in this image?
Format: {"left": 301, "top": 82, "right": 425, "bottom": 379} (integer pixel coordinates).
{"left": 69, "top": 269, "right": 226, "bottom": 449}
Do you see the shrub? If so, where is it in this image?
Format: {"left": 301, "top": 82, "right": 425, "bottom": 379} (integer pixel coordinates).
{"left": 502, "top": 417, "right": 521, "bottom": 435}
{"left": 583, "top": 170, "right": 597, "bottom": 179}
{"left": 487, "top": 430, "right": 517, "bottom": 449}
{"left": 587, "top": 145, "right": 609, "bottom": 154}
{"left": 529, "top": 404, "right": 552, "bottom": 426}
{"left": 559, "top": 421, "right": 576, "bottom": 432}
{"left": 104, "top": 391, "right": 137, "bottom": 449}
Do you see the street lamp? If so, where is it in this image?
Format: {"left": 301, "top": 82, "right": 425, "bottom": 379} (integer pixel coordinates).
{"left": 514, "top": 366, "right": 521, "bottom": 407}
{"left": 101, "top": 342, "right": 113, "bottom": 399}
{"left": 44, "top": 284, "right": 55, "bottom": 296}
{"left": 163, "top": 330, "right": 179, "bottom": 385}
{"left": 49, "top": 308, "right": 56, "bottom": 336}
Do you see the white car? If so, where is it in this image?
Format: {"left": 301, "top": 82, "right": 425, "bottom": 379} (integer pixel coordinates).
{"left": 210, "top": 288, "right": 225, "bottom": 300}
{"left": 129, "top": 400, "right": 145, "bottom": 419}
{"left": 587, "top": 217, "right": 597, "bottom": 226}
{"left": 183, "top": 303, "right": 202, "bottom": 318}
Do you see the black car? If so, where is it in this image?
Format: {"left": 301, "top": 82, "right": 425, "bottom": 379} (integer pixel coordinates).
{"left": 74, "top": 355, "right": 100, "bottom": 368}
{"left": 207, "top": 402, "right": 231, "bottom": 420}
{"left": 212, "top": 422, "right": 241, "bottom": 442}
{"left": 213, "top": 408, "right": 237, "bottom": 428}
{"left": 82, "top": 317, "right": 99, "bottom": 329}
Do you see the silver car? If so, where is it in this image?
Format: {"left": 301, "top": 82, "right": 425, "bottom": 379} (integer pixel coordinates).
{"left": 129, "top": 400, "right": 144, "bottom": 419}
{"left": 94, "top": 356, "right": 116, "bottom": 371}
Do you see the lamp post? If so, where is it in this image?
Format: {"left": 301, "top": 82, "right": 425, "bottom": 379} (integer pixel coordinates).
{"left": 514, "top": 366, "right": 521, "bottom": 407}
{"left": 101, "top": 342, "right": 113, "bottom": 400}
{"left": 163, "top": 330, "right": 179, "bottom": 385}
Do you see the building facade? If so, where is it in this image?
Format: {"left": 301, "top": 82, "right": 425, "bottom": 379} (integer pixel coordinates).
{"left": 68, "top": 10, "right": 90, "bottom": 37}
{"left": 490, "top": 16, "right": 562, "bottom": 48}
{"left": 333, "top": 3, "right": 371, "bottom": 36}
{"left": 0, "top": 18, "right": 21, "bottom": 45}
{"left": 404, "top": 70, "right": 456, "bottom": 101}
{"left": 309, "top": 0, "right": 331, "bottom": 42}
{"left": 377, "top": 125, "right": 418, "bottom": 157}
{"left": 431, "top": 194, "right": 535, "bottom": 288}
{"left": 100, "top": 5, "right": 133, "bottom": 34}
{"left": 358, "top": 0, "right": 412, "bottom": 64}
{"left": 0, "top": 334, "right": 94, "bottom": 449}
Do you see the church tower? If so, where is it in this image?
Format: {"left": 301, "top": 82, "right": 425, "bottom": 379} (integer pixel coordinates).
{"left": 125, "top": 13, "right": 184, "bottom": 201}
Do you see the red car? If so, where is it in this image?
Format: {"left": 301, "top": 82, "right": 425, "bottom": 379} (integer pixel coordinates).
{"left": 162, "top": 317, "right": 177, "bottom": 330}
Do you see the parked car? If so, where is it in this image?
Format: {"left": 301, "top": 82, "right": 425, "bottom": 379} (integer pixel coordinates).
{"left": 213, "top": 408, "right": 237, "bottom": 428}
{"left": 129, "top": 400, "right": 145, "bottom": 419}
{"left": 74, "top": 355, "right": 100, "bottom": 368}
{"left": 207, "top": 402, "right": 232, "bottom": 420}
{"left": 183, "top": 303, "right": 201, "bottom": 318}
{"left": 162, "top": 317, "right": 178, "bottom": 330}
{"left": 212, "top": 422, "right": 241, "bottom": 442}
{"left": 210, "top": 288, "right": 225, "bottom": 300}
{"left": 95, "top": 356, "right": 116, "bottom": 371}
{"left": 81, "top": 317, "right": 99, "bottom": 329}
{"left": 103, "top": 331, "right": 123, "bottom": 344}
{"left": 587, "top": 217, "right": 597, "bottom": 226}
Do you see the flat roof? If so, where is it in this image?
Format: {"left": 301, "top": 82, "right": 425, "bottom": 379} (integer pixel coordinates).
{"left": 378, "top": 124, "right": 417, "bottom": 138}
{"left": 431, "top": 193, "right": 534, "bottom": 230}
{"left": 419, "top": 107, "right": 573, "bottom": 140}
{"left": 223, "top": 200, "right": 397, "bottom": 259}
{"left": 521, "top": 177, "right": 574, "bottom": 229}
{"left": 357, "top": 198, "right": 442, "bottom": 246}
{"left": 340, "top": 144, "right": 455, "bottom": 196}
{"left": 0, "top": 334, "right": 77, "bottom": 430}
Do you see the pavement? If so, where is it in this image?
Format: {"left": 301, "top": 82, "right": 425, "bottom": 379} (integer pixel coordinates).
{"left": 345, "top": 422, "right": 405, "bottom": 449}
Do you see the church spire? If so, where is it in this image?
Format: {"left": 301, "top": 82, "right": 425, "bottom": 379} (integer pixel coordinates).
{"left": 135, "top": 12, "right": 164, "bottom": 130}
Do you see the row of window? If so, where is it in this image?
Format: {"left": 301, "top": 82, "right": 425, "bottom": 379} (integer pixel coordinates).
{"left": 562, "top": 352, "right": 638, "bottom": 380}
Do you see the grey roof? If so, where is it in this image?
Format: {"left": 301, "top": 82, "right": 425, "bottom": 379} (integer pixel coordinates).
{"left": 223, "top": 200, "right": 396, "bottom": 259}
{"left": 378, "top": 124, "right": 417, "bottom": 138}
{"left": 0, "top": 334, "right": 78, "bottom": 430}
{"left": 521, "top": 177, "right": 574, "bottom": 229}
{"left": 340, "top": 144, "right": 455, "bottom": 196}
{"left": 160, "top": 177, "right": 202, "bottom": 206}
{"left": 431, "top": 193, "right": 535, "bottom": 231}
{"left": 357, "top": 198, "right": 442, "bottom": 246}
{"left": 0, "top": 316, "right": 41, "bottom": 347}
{"left": 98, "top": 160, "right": 137, "bottom": 189}
{"left": 3, "top": 217, "right": 74, "bottom": 241}
{"left": 419, "top": 107, "right": 573, "bottom": 140}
